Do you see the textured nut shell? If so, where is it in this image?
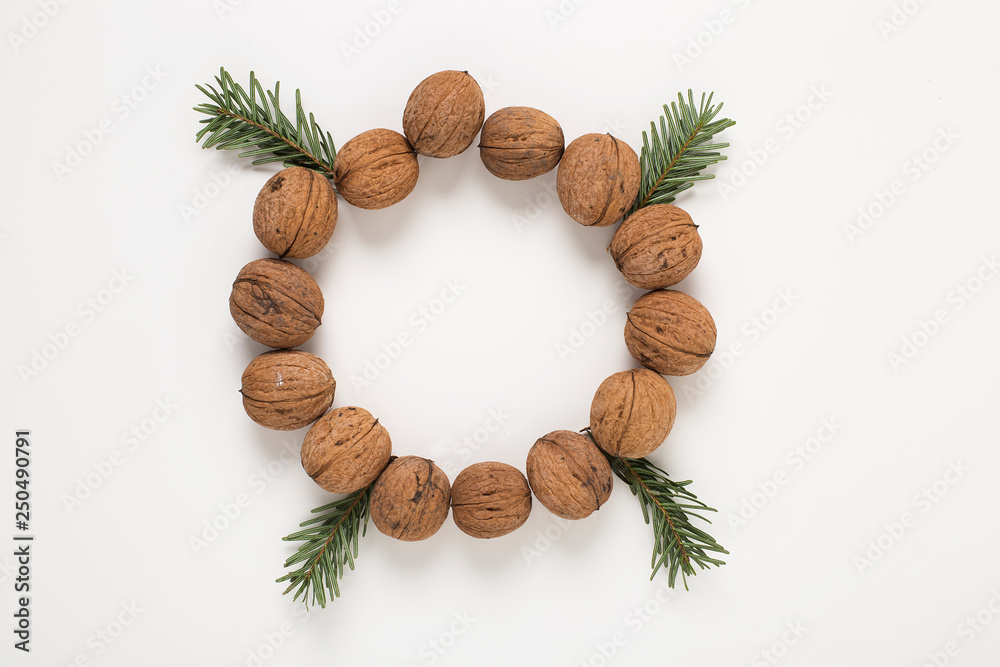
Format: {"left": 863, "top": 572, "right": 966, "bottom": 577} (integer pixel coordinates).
{"left": 229, "top": 258, "right": 324, "bottom": 348}
{"left": 301, "top": 407, "right": 392, "bottom": 494}
{"left": 333, "top": 128, "right": 418, "bottom": 210}
{"left": 526, "top": 430, "right": 613, "bottom": 520}
{"left": 252, "top": 167, "right": 337, "bottom": 259}
{"left": 451, "top": 462, "right": 531, "bottom": 539}
{"left": 371, "top": 456, "right": 451, "bottom": 541}
{"left": 611, "top": 204, "right": 703, "bottom": 289}
{"left": 557, "top": 134, "right": 640, "bottom": 227}
{"left": 479, "top": 106, "right": 564, "bottom": 180}
{"left": 624, "top": 290, "right": 717, "bottom": 376}
{"left": 240, "top": 350, "right": 336, "bottom": 430}
{"left": 590, "top": 369, "right": 677, "bottom": 458}
{"left": 403, "top": 70, "right": 485, "bottom": 158}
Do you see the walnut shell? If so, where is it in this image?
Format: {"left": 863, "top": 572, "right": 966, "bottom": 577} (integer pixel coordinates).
{"left": 301, "top": 406, "right": 392, "bottom": 494}
{"left": 451, "top": 462, "right": 531, "bottom": 539}
{"left": 557, "top": 133, "right": 640, "bottom": 227}
{"left": 590, "top": 369, "right": 677, "bottom": 458}
{"left": 333, "top": 128, "right": 418, "bottom": 210}
{"left": 229, "top": 258, "right": 324, "bottom": 349}
{"left": 611, "top": 204, "right": 703, "bottom": 289}
{"left": 371, "top": 456, "right": 451, "bottom": 541}
{"left": 479, "top": 107, "right": 564, "bottom": 180}
{"left": 403, "top": 70, "right": 485, "bottom": 158}
{"left": 252, "top": 167, "right": 337, "bottom": 259}
{"left": 526, "top": 430, "right": 613, "bottom": 520}
{"left": 239, "top": 350, "right": 335, "bottom": 430}
{"left": 624, "top": 290, "right": 717, "bottom": 376}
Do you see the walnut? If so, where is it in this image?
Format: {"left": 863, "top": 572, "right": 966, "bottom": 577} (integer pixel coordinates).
{"left": 229, "top": 258, "right": 324, "bottom": 349}
{"left": 252, "top": 167, "right": 337, "bottom": 259}
{"left": 403, "top": 70, "right": 485, "bottom": 158}
{"left": 589, "top": 369, "right": 676, "bottom": 458}
{"left": 333, "top": 128, "right": 419, "bottom": 209}
{"left": 239, "top": 350, "right": 335, "bottom": 430}
{"left": 557, "top": 133, "right": 640, "bottom": 227}
{"left": 301, "top": 406, "right": 392, "bottom": 494}
{"left": 479, "top": 106, "right": 564, "bottom": 180}
{"left": 624, "top": 290, "right": 717, "bottom": 376}
{"left": 526, "top": 430, "right": 613, "bottom": 520}
{"left": 450, "top": 462, "right": 531, "bottom": 539}
{"left": 371, "top": 456, "right": 451, "bottom": 541}
{"left": 610, "top": 204, "right": 702, "bottom": 289}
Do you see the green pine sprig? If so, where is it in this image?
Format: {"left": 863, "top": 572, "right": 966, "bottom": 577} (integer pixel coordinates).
{"left": 628, "top": 90, "right": 735, "bottom": 216}
{"left": 276, "top": 486, "right": 371, "bottom": 608}
{"left": 193, "top": 67, "right": 337, "bottom": 179}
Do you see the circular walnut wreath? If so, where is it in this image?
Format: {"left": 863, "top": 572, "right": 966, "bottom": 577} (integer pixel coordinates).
{"left": 196, "top": 67, "right": 736, "bottom": 607}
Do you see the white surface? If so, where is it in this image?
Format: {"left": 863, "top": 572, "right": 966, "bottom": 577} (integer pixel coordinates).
{"left": 4, "top": 0, "right": 1000, "bottom": 665}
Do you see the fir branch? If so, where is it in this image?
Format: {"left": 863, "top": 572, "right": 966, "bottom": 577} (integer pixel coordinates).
{"left": 587, "top": 430, "right": 727, "bottom": 589}
{"left": 276, "top": 486, "right": 371, "bottom": 608}
{"left": 193, "top": 67, "right": 337, "bottom": 179}
{"left": 628, "top": 90, "right": 735, "bottom": 215}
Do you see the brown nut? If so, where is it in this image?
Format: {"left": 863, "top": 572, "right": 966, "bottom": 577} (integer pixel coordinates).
{"left": 371, "top": 456, "right": 451, "bottom": 541}
{"left": 526, "top": 430, "right": 613, "bottom": 520}
{"left": 611, "top": 204, "right": 703, "bottom": 289}
{"left": 301, "top": 406, "right": 392, "bottom": 494}
{"left": 333, "top": 128, "right": 418, "bottom": 210}
{"left": 557, "top": 133, "right": 640, "bottom": 227}
{"left": 451, "top": 462, "right": 531, "bottom": 539}
{"left": 479, "top": 106, "right": 564, "bottom": 180}
{"left": 624, "top": 290, "right": 716, "bottom": 376}
{"left": 252, "top": 167, "right": 337, "bottom": 259}
{"left": 590, "top": 369, "right": 677, "bottom": 458}
{"left": 229, "top": 258, "right": 324, "bottom": 349}
{"left": 403, "top": 70, "right": 485, "bottom": 158}
{"left": 239, "top": 350, "right": 335, "bottom": 430}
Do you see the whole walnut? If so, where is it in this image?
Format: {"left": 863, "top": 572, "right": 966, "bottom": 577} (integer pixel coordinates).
{"left": 557, "top": 133, "right": 640, "bottom": 227}
{"left": 253, "top": 167, "right": 337, "bottom": 259}
{"left": 229, "top": 258, "right": 324, "bottom": 348}
{"left": 333, "top": 128, "right": 419, "bottom": 210}
{"left": 403, "top": 70, "right": 485, "bottom": 158}
{"left": 240, "top": 350, "right": 335, "bottom": 430}
{"left": 451, "top": 462, "right": 531, "bottom": 539}
{"left": 371, "top": 456, "right": 451, "bottom": 541}
{"left": 526, "top": 430, "right": 613, "bottom": 520}
{"left": 624, "top": 290, "right": 717, "bottom": 376}
{"left": 590, "top": 369, "right": 677, "bottom": 459}
{"left": 301, "top": 406, "right": 392, "bottom": 494}
{"left": 479, "top": 106, "right": 564, "bottom": 180}
{"left": 610, "top": 204, "right": 702, "bottom": 289}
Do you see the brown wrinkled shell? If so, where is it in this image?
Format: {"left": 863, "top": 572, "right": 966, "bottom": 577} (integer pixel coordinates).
{"left": 526, "top": 430, "right": 613, "bottom": 520}
{"left": 451, "top": 462, "right": 531, "bottom": 539}
{"left": 611, "top": 204, "right": 703, "bottom": 289}
{"left": 557, "top": 134, "right": 640, "bottom": 227}
{"left": 301, "top": 407, "right": 392, "bottom": 494}
{"left": 590, "top": 369, "right": 677, "bottom": 458}
{"left": 403, "top": 70, "right": 485, "bottom": 158}
{"left": 479, "top": 106, "right": 565, "bottom": 180}
{"left": 252, "top": 167, "right": 337, "bottom": 259}
{"left": 333, "top": 128, "right": 419, "bottom": 210}
{"left": 239, "top": 350, "right": 336, "bottom": 430}
{"left": 624, "top": 290, "right": 717, "bottom": 376}
{"left": 229, "top": 258, "right": 324, "bottom": 349}
{"left": 371, "top": 456, "right": 451, "bottom": 541}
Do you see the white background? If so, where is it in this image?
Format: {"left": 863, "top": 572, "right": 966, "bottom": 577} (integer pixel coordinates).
{"left": 3, "top": 0, "right": 1000, "bottom": 665}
